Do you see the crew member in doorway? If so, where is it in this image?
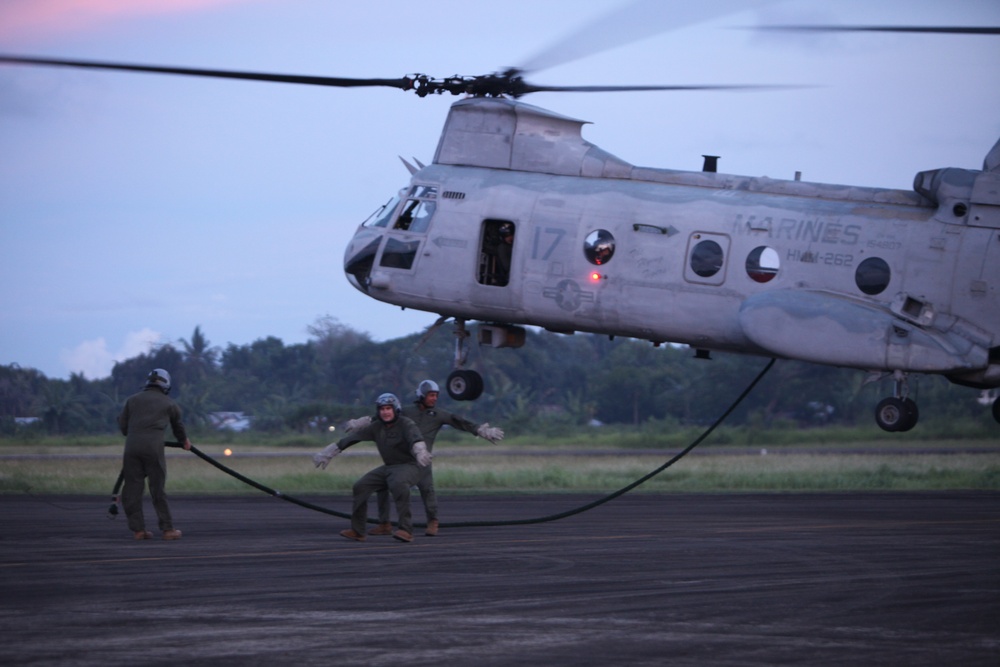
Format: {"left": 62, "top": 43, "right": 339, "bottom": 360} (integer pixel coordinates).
{"left": 495, "top": 222, "right": 514, "bottom": 285}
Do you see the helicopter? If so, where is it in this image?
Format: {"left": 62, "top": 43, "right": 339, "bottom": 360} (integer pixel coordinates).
{"left": 2, "top": 4, "right": 998, "bottom": 432}
{"left": 343, "top": 92, "right": 1000, "bottom": 432}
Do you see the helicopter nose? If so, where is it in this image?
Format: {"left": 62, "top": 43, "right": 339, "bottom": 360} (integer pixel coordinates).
{"left": 345, "top": 272, "right": 364, "bottom": 292}
{"left": 343, "top": 235, "right": 383, "bottom": 293}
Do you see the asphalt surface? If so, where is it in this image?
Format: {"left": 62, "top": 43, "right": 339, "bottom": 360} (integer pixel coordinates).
{"left": 1, "top": 492, "right": 998, "bottom": 666}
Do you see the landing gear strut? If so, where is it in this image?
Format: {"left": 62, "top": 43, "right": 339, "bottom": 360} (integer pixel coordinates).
{"left": 446, "top": 319, "right": 483, "bottom": 401}
{"left": 874, "top": 371, "right": 919, "bottom": 432}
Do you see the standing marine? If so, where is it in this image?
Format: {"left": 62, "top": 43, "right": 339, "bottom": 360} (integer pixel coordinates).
{"left": 313, "top": 393, "right": 431, "bottom": 543}
{"left": 346, "top": 379, "right": 504, "bottom": 536}
{"left": 117, "top": 368, "right": 191, "bottom": 541}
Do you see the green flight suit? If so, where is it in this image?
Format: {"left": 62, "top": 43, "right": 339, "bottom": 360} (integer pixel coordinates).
{"left": 118, "top": 386, "right": 189, "bottom": 533}
{"left": 337, "top": 414, "right": 424, "bottom": 534}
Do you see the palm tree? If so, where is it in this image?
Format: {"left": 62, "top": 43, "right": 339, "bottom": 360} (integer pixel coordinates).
{"left": 40, "top": 381, "right": 88, "bottom": 434}
{"left": 179, "top": 326, "right": 219, "bottom": 379}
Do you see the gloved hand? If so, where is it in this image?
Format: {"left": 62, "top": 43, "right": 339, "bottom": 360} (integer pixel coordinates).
{"left": 476, "top": 423, "right": 504, "bottom": 444}
{"left": 313, "top": 443, "right": 342, "bottom": 469}
{"left": 344, "top": 415, "right": 372, "bottom": 432}
{"left": 412, "top": 441, "right": 432, "bottom": 467}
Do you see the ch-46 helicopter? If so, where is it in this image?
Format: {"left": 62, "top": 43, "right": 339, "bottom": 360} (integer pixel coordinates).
{"left": 346, "top": 94, "right": 1000, "bottom": 433}
{"left": 2, "top": 16, "right": 998, "bottom": 433}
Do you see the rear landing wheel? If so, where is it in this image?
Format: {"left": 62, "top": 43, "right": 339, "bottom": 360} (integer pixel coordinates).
{"left": 447, "top": 369, "right": 483, "bottom": 401}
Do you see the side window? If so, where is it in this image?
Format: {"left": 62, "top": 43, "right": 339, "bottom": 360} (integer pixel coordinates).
{"left": 684, "top": 233, "right": 730, "bottom": 285}
{"left": 478, "top": 219, "right": 516, "bottom": 286}
{"left": 745, "top": 245, "right": 780, "bottom": 283}
{"left": 583, "top": 229, "right": 616, "bottom": 265}
{"left": 691, "top": 241, "right": 723, "bottom": 277}
{"left": 856, "top": 257, "right": 891, "bottom": 295}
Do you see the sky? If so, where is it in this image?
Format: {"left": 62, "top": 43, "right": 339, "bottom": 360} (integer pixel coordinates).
{"left": 1, "top": 0, "right": 998, "bottom": 380}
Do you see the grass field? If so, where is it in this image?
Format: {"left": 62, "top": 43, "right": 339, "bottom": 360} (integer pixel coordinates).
{"left": 2, "top": 438, "right": 998, "bottom": 495}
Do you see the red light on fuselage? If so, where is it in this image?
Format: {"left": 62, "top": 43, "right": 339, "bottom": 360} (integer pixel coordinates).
{"left": 590, "top": 272, "right": 602, "bottom": 282}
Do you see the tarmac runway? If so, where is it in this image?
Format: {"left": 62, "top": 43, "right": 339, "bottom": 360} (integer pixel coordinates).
{"left": 1, "top": 491, "right": 998, "bottom": 666}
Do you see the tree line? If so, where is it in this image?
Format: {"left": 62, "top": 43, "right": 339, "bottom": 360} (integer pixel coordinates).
{"left": 0, "top": 317, "right": 994, "bottom": 438}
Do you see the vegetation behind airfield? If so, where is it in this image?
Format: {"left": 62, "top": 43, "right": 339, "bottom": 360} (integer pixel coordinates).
{"left": 2, "top": 319, "right": 997, "bottom": 442}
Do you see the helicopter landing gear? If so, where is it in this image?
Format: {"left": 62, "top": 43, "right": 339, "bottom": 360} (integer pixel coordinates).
{"left": 874, "top": 371, "right": 919, "bottom": 432}
{"left": 875, "top": 397, "right": 919, "bottom": 432}
{"left": 447, "top": 369, "right": 483, "bottom": 401}
{"left": 446, "top": 319, "right": 483, "bottom": 401}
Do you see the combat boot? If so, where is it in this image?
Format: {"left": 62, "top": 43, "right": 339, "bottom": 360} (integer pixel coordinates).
{"left": 425, "top": 519, "right": 439, "bottom": 536}
{"left": 162, "top": 529, "right": 182, "bottom": 541}
{"left": 367, "top": 522, "right": 393, "bottom": 536}
{"left": 340, "top": 529, "right": 366, "bottom": 542}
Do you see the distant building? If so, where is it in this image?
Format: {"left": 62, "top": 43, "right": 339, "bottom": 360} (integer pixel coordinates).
{"left": 208, "top": 412, "right": 252, "bottom": 432}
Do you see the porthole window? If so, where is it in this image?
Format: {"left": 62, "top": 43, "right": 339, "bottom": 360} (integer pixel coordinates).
{"left": 584, "top": 229, "right": 616, "bottom": 265}
{"left": 855, "top": 257, "right": 891, "bottom": 295}
{"left": 746, "top": 245, "right": 780, "bottom": 283}
{"left": 690, "top": 239, "right": 724, "bottom": 278}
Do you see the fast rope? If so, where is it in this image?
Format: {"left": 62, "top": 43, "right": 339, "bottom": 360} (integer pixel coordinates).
{"left": 108, "top": 358, "right": 775, "bottom": 528}
{"left": 107, "top": 445, "right": 354, "bottom": 521}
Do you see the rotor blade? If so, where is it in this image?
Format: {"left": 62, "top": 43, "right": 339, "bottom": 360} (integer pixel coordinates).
{"left": 0, "top": 55, "right": 412, "bottom": 90}
{"left": 756, "top": 25, "right": 1000, "bottom": 35}
{"left": 517, "top": 0, "right": 771, "bottom": 75}
{"left": 518, "top": 82, "right": 805, "bottom": 94}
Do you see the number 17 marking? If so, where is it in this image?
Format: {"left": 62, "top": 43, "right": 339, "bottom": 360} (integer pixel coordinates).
{"left": 532, "top": 227, "right": 566, "bottom": 261}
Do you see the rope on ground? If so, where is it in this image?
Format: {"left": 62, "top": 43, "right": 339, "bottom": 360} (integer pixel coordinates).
{"left": 108, "top": 446, "right": 353, "bottom": 520}
{"left": 111, "top": 358, "right": 775, "bottom": 528}
{"left": 447, "top": 357, "right": 775, "bottom": 528}
{"left": 187, "top": 445, "right": 354, "bottom": 519}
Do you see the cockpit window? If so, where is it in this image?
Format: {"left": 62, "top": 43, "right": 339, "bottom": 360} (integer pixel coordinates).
{"left": 392, "top": 185, "right": 438, "bottom": 233}
{"left": 344, "top": 236, "right": 383, "bottom": 290}
{"left": 394, "top": 199, "right": 436, "bottom": 233}
{"left": 380, "top": 238, "right": 421, "bottom": 270}
{"left": 408, "top": 185, "right": 438, "bottom": 199}
{"left": 363, "top": 196, "right": 400, "bottom": 228}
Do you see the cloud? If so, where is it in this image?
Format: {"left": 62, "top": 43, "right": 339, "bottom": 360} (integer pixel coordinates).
{"left": 60, "top": 328, "right": 162, "bottom": 379}
{"left": 0, "top": 0, "right": 250, "bottom": 45}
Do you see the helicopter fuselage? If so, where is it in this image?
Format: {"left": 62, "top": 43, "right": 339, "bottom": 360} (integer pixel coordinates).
{"left": 345, "top": 98, "right": 1000, "bottom": 394}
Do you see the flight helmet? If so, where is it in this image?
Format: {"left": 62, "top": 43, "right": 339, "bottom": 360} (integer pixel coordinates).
{"left": 375, "top": 392, "right": 402, "bottom": 420}
{"left": 416, "top": 379, "right": 440, "bottom": 403}
{"left": 146, "top": 368, "right": 172, "bottom": 394}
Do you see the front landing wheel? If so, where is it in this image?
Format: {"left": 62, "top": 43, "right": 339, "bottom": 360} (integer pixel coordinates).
{"left": 446, "top": 369, "right": 484, "bottom": 401}
{"left": 875, "top": 397, "right": 918, "bottom": 432}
